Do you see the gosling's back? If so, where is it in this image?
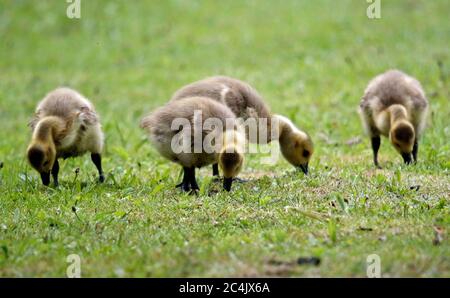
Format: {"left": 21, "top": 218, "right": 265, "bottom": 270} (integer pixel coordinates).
{"left": 170, "top": 76, "right": 272, "bottom": 120}
{"left": 30, "top": 87, "right": 98, "bottom": 129}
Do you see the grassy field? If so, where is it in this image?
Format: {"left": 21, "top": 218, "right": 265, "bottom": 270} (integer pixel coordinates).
{"left": 0, "top": 0, "right": 449, "bottom": 277}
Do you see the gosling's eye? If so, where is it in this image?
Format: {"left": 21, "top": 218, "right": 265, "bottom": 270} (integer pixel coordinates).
{"left": 43, "top": 161, "right": 49, "bottom": 167}
{"left": 302, "top": 150, "right": 310, "bottom": 158}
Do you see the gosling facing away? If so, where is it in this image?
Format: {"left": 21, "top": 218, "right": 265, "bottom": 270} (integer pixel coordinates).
{"left": 359, "top": 70, "right": 428, "bottom": 167}
{"left": 27, "top": 87, "right": 105, "bottom": 186}
{"left": 140, "top": 96, "right": 245, "bottom": 192}
{"left": 171, "top": 76, "right": 313, "bottom": 175}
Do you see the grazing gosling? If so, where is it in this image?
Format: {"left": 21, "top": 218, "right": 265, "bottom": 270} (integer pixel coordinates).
{"left": 359, "top": 70, "right": 428, "bottom": 167}
{"left": 171, "top": 76, "right": 313, "bottom": 174}
{"left": 27, "top": 87, "right": 105, "bottom": 186}
{"left": 140, "top": 96, "right": 245, "bottom": 192}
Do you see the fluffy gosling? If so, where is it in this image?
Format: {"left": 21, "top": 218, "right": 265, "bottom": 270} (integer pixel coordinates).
{"left": 359, "top": 70, "right": 428, "bottom": 167}
{"left": 140, "top": 96, "right": 245, "bottom": 192}
{"left": 171, "top": 76, "right": 313, "bottom": 174}
{"left": 27, "top": 87, "right": 105, "bottom": 186}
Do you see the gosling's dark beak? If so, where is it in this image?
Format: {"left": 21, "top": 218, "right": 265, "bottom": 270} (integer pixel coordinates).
{"left": 223, "top": 177, "right": 233, "bottom": 192}
{"left": 402, "top": 153, "right": 412, "bottom": 165}
{"left": 299, "top": 163, "right": 309, "bottom": 175}
{"left": 40, "top": 172, "right": 50, "bottom": 186}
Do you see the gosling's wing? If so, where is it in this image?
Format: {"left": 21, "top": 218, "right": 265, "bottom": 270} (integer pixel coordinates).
{"left": 407, "top": 78, "right": 428, "bottom": 110}
{"left": 28, "top": 111, "right": 41, "bottom": 131}
{"left": 359, "top": 93, "right": 375, "bottom": 114}
{"left": 406, "top": 78, "right": 429, "bottom": 135}
{"left": 77, "top": 106, "right": 99, "bottom": 126}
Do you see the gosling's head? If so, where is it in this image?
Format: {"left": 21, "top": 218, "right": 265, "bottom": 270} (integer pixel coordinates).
{"left": 389, "top": 120, "right": 415, "bottom": 164}
{"left": 27, "top": 142, "right": 56, "bottom": 186}
{"left": 279, "top": 130, "right": 314, "bottom": 174}
{"left": 218, "top": 147, "right": 244, "bottom": 192}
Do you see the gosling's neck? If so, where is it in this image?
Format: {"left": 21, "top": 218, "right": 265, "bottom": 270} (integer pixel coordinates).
{"left": 33, "top": 116, "right": 65, "bottom": 144}
{"left": 273, "top": 114, "right": 305, "bottom": 144}
{"left": 388, "top": 104, "right": 408, "bottom": 126}
{"left": 221, "top": 128, "right": 245, "bottom": 153}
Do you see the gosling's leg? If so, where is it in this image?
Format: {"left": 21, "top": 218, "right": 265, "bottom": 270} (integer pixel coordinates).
{"left": 51, "top": 159, "right": 60, "bottom": 187}
{"left": 223, "top": 177, "right": 233, "bottom": 192}
{"left": 212, "top": 163, "right": 219, "bottom": 177}
{"left": 91, "top": 153, "right": 105, "bottom": 183}
{"left": 211, "top": 163, "right": 221, "bottom": 182}
{"left": 412, "top": 138, "right": 419, "bottom": 163}
{"left": 40, "top": 172, "right": 50, "bottom": 186}
{"left": 189, "top": 167, "right": 199, "bottom": 191}
{"left": 177, "top": 167, "right": 193, "bottom": 192}
{"left": 371, "top": 136, "right": 381, "bottom": 168}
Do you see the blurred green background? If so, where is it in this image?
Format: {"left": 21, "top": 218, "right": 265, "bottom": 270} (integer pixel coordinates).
{"left": 0, "top": 0, "right": 448, "bottom": 277}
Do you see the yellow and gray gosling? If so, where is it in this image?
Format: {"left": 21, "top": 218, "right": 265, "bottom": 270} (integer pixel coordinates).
{"left": 359, "top": 70, "right": 428, "bottom": 167}
{"left": 27, "top": 87, "right": 105, "bottom": 186}
{"left": 171, "top": 76, "right": 313, "bottom": 174}
{"left": 140, "top": 96, "right": 245, "bottom": 192}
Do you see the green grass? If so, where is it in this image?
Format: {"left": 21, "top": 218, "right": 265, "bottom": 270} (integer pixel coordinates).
{"left": 0, "top": 0, "right": 449, "bottom": 277}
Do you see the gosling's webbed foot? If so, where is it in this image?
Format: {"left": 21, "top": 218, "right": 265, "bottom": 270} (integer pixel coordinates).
{"left": 187, "top": 180, "right": 199, "bottom": 195}
{"left": 233, "top": 177, "right": 248, "bottom": 183}
{"left": 213, "top": 177, "right": 247, "bottom": 184}
{"left": 188, "top": 189, "right": 199, "bottom": 196}
{"left": 176, "top": 182, "right": 198, "bottom": 195}
{"left": 176, "top": 181, "right": 191, "bottom": 192}
{"left": 190, "top": 179, "right": 199, "bottom": 191}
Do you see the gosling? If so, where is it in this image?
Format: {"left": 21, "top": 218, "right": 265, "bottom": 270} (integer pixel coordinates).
{"left": 140, "top": 96, "right": 245, "bottom": 192}
{"left": 27, "top": 87, "right": 105, "bottom": 186}
{"left": 359, "top": 70, "right": 428, "bottom": 167}
{"left": 171, "top": 76, "right": 313, "bottom": 175}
